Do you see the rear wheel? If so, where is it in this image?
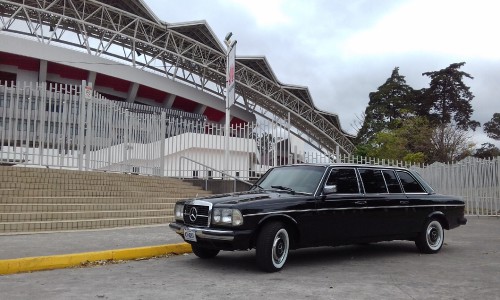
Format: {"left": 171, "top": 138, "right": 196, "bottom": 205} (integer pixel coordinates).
{"left": 256, "top": 222, "right": 290, "bottom": 272}
{"left": 415, "top": 218, "right": 444, "bottom": 254}
{"left": 191, "top": 245, "right": 220, "bottom": 259}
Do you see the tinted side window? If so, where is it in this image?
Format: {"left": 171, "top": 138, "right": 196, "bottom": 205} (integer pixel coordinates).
{"left": 382, "top": 170, "right": 403, "bottom": 193}
{"left": 326, "top": 168, "right": 360, "bottom": 193}
{"left": 359, "top": 169, "right": 387, "bottom": 193}
{"left": 397, "top": 171, "right": 426, "bottom": 193}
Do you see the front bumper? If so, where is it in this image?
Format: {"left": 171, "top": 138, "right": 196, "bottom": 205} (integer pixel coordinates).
{"left": 168, "top": 222, "right": 253, "bottom": 250}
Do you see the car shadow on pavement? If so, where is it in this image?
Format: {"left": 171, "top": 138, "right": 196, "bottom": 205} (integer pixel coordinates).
{"left": 178, "top": 241, "right": 423, "bottom": 273}
{"left": 286, "top": 241, "right": 418, "bottom": 266}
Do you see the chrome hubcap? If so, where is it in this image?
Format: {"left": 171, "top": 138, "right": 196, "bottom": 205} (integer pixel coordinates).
{"left": 426, "top": 221, "right": 443, "bottom": 250}
{"left": 272, "top": 229, "right": 289, "bottom": 267}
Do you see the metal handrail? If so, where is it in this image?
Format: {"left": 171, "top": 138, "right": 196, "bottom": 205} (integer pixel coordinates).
{"left": 178, "top": 156, "right": 253, "bottom": 192}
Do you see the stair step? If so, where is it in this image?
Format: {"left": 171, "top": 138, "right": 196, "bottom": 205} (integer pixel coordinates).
{"left": 0, "top": 209, "right": 172, "bottom": 222}
{"left": 0, "top": 182, "right": 205, "bottom": 191}
{"left": 0, "top": 189, "right": 211, "bottom": 198}
{"left": 0, "top": 174, "right": 192, "bottom": 183}
{"left": 0, "top": 168, "right": 193, "bottom": 185}
{"left": 0, "top": 197, "right": 183, "bottom": 204}
{"left": 0, "top": 175, "right": 189, "bottom": 186}
{"left": 0, "top": 216, "right": 175, "bottom": 233}
{"left": 0, "top": 203, "right": 176, "bottom": 213}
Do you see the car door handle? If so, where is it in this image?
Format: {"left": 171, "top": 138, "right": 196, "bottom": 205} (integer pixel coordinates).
{"left": 400, "top": 201, "right": 409, "bottom": 205}
{"left": 354, "top": 201, "right": 367, "bottom": 205}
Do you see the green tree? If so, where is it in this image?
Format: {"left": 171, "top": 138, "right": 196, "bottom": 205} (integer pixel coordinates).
{"left": 356, "top": 67, "right": 416, "bottom": 144}
{"left": 365, "top": 131, "right": 407, "bottom": 160}
{"left": 421, "top": 62, "right": 480, "bottom": 130}
{"left": 402, "top": 152, "right": 426, "bottom": 164}
{"left": 474, "top": 143, "right": 500, "bottom": 159}
{"left": 363, "top": 117, "right": 431, "bottom": 163}
{"left": 354, "top": 144, "right": 369, "bottom": 157}
{"left": 483, "top": 113, "right": 500, "bottom": 140}
{"left": 394, "top": 116, "right": 433, "bottom": 157}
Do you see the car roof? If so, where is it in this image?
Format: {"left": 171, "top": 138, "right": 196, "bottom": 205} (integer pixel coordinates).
{"left": 280, "top": 163, "right": 411, "bottom": 171}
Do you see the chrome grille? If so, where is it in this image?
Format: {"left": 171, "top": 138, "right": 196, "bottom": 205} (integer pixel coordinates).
{"left": 183, "top": 204, "right": 210, "bottom": 226}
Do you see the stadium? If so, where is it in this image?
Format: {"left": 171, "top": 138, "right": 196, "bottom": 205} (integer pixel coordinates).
{"left": 0, "top": 0, "right": 356, "bottom": 179}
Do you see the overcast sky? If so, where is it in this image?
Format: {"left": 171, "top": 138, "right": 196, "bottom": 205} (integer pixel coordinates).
{"left": 146, "top": 0, "right": 499, "bottom": 147}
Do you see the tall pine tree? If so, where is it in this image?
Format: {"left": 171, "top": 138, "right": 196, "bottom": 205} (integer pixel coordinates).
{"left": 483, "top": 113, "right": 500, "bottom": 140}
{"left": 421, "top": 62, "right": 480, "bottom": 130}
{"left": 356, "top": 67, "right": 416, "bottom": 144}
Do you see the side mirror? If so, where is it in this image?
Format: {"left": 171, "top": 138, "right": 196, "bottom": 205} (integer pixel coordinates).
{"left": 323, "top": 185, "right": 337, "bottom": 195}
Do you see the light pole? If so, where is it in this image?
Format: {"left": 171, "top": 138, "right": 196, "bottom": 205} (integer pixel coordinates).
{"left": 224, "top": 32, "right": 237, "bottom": 178}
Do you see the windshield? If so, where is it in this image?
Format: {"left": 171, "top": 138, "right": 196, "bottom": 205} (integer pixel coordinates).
{"left": 253, "top": 165, "right": 326, "bottom": 194}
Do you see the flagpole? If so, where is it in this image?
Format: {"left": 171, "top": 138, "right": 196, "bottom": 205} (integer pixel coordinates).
{"left": 224, "top": 33, "right": 236, "bottom": 178}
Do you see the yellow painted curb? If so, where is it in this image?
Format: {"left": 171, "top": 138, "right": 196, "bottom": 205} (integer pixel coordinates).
{"left": 0, "top": 243, "right": 192, "bottom": 275}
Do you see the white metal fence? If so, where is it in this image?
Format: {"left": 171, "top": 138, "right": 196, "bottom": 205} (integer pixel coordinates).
{"left": 1, "top": 82, "right": 498, "bottom": 216}
{"left": 0, "top": 82, "right": 302, "bottom": 179}
{"left": 412, "top": 157, "right": 500, "bottom": 216}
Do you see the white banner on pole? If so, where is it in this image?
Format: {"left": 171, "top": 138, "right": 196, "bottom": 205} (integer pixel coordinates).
{"left": 226, "top": 43, "right": 236, "bottom": 107}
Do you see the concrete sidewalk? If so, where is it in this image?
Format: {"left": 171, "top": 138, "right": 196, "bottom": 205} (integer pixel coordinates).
{"left": 0, "top": 225, "right": 191, "bottom": 275}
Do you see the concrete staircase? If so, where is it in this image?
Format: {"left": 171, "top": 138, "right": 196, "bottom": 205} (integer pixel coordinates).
{"left": 0, "top": 166, "right": 211, "bottom": 234}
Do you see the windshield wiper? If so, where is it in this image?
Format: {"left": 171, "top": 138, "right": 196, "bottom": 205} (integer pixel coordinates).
{"left": 271, "top": 185, "right": 296, "bottom": 194}
{"left": 252, "top": 184, "right": 264, "bottom": 190}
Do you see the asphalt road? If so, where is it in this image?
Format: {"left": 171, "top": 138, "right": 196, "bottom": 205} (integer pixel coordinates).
{"left": 1, "top": 217, "right": 499, "bottom": 300}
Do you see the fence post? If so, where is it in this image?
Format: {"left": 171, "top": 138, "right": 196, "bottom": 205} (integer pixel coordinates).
{"left": 160, "top": 111, "right": 166, "bottom": 176}
{"left": 77, "top": 81, "right": 86, "bottom": 171}
{"left": 496, "top": 157, "right": 499, "bottom": 216}
{"left": 83, "top": 83, "right": 93, "bottom": 171}
{"left": 39, "top": 82, "right": 47, "bottom": 167}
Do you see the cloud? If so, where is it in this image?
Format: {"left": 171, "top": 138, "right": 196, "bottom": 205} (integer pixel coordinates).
{"left": 342, "top": 0, "right": 500, "bottom": 60}
{"left": 225, "top": 0, "right": 292, "bottom": 27}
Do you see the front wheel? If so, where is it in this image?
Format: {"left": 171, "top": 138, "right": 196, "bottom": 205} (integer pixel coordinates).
{"left": 415, "top": 218, "right": 444, "bottom": 254}
{"left": 256, "top": 222, "right": 290, "bottom": 272}
{"left": 191, "top": 245, "right": 220, "bottom": 259}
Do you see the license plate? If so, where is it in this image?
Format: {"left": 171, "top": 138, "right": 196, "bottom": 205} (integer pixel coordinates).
{"left": 184, "top": 229, "right": 197, "bottom": 242}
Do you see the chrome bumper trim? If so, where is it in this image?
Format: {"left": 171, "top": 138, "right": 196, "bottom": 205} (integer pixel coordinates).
{"left": 169, "top": 223, "right": 235, "bottom": 241}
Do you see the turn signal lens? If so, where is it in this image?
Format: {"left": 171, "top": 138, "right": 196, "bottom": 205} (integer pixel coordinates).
{"left": 174, "top": 203, "right": 184, "bottom": 221}
{"left": 232, "top": 210, "right": 243, "bottom": 226}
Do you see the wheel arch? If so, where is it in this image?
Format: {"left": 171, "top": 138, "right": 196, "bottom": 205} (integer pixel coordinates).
{"left": 427, "top": 211, "right": 450, "bottom": 230}
{"left": 251, "top": 214, "right": 300, "bottom": 249}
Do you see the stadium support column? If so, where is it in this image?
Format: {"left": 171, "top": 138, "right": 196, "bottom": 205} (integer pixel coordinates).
{"left": 126, "top": 83, "right": 139, "bottom": 103}
{"left": 39, "top": 60, "right": 47, "bottom": 83}
{"left": 224, "top": 33, "right": 237, "bottom": 178}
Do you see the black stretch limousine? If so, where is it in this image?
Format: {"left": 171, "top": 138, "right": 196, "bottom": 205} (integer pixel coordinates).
{"left": 169, "top": 164, "right": 467, "bottom": 272}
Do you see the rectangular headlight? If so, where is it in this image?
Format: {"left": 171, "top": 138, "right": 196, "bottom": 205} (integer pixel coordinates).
{"left": 222, "top": 209, "right": 232, "bottom": 223}
{"left": 212, "top": 208, "right": 243, "bottom": 226}
{"left": 213, "top": 209, "right": 221, "bottom": 223}
{"left": 174, "top": 203, "right": 184, "bottom": 221}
